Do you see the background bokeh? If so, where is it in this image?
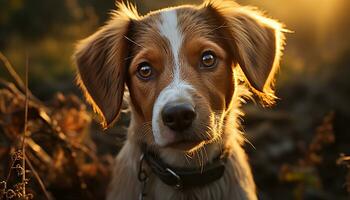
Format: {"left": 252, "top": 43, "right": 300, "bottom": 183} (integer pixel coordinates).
{"left": 0, "top": 0, "right": 349, "bottom": 199}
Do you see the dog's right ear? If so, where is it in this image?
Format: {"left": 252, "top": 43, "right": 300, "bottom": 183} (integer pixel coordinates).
{"left": 74, "top": 3, "right": 139, "bottom": 129}
{"left": 203, "top": 0, "right": 286, "bottom": 104}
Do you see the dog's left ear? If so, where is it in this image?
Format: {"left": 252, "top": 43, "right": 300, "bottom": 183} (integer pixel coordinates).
{"left": 204, "top": 0, "right": 286, "bottom": 102}
{"left": 74, "top": 3, "right": 139, "bottom": 129}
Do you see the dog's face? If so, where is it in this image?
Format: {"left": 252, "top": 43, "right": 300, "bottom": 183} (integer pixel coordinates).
{"left": 127, "top": 8, "right": 236, "bottom": 150}
{"left": 75, "top": 1, "right": 284, "bottom": 152}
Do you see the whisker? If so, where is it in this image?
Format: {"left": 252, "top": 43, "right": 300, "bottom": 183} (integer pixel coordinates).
{"left": 241, "top": 133, "right": 256, "bottom": 150}
{"left": 124, "top": 55, "right": 135, "bottom": 61}
{"left": 124, "top": 35, "right": 145, "bottom": 48}
{"left": 207, "top": 23, "right": 229, "bottom": 34}
{"left": 202, "top": 146, "right": 208, "bottom": 163}
{"left": 134, "top": 121, "right": 153, "bottom": 139}
{"left": 195, "top": 150, "right": 201, "bottom": 169}
{"left": 199, "top": 148, "right": 204, "bottom": 172}
{"left": 183, "top": 153, "right": 191, "bottom": 166}
{"left": 209, "top": 36, "right": 237, "bottom": 43}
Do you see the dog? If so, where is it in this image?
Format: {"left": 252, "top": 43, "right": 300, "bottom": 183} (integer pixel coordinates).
{"left": 74, "top": 0, "right": 285, "bottom": 199}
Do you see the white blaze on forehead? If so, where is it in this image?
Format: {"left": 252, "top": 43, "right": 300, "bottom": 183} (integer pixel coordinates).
{"left": 151, "top": 9, "right": 195, "bottom": 146}
{"left": 158, "top": 9, "right": 182, "bottom": 80}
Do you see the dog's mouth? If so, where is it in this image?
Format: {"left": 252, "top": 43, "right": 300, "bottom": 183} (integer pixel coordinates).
{"left": 156, "top": 123, "right": 215, "bottom": 152}
{"left": 166, "top": 139, "right": 205, "bottom": 152}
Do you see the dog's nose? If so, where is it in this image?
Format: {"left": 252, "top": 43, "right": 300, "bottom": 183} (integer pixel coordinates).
{"left": 162, "top": 103, "right": 196, "bottom": 132}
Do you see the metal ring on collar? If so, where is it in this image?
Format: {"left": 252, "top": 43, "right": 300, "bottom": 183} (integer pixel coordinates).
{"left": 165, "top": 168, "right": 183, "bottom": 189}
{"left": 138, "top": 153, "right": 148, "bottom": 182}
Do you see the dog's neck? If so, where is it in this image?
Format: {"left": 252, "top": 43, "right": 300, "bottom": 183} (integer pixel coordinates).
{"left": 109, "top": 133, "right": 256, "bottom": 200}
{"left": 140, "top": 143, "right": 228, "bottom": 190}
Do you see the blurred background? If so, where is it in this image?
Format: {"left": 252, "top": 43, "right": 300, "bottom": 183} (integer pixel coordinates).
{"left": 0, "top": 0, "right": 349, "bottom": 199}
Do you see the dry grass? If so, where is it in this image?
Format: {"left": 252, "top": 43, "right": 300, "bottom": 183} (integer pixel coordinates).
{"left": 0, "top": 53, "right": 112, "bottom": 199}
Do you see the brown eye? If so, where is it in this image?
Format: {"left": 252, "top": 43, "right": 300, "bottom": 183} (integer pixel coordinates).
{"left": 137, "top": 62, "right": 153, "bottom": 80}
{"left": 201, "top": 51, "right": 217, "bottom": 68}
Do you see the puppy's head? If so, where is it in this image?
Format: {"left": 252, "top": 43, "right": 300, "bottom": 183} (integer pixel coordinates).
{"left": 75, "top": 0, "right": 285, "bottom": 152}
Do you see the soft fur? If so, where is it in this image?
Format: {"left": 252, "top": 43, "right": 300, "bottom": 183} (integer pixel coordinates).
{"left": 74, "top": 0, "right": 286, "bottom": 199}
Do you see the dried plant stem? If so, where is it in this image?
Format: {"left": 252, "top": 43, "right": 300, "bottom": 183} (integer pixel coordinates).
{"left": 0, "top": 52, "right": 26, "bottom": 93}
{"left": 5, "top": 148, "right": 16, "bottom": 183}
{"left": 25, "top": 154, "right": 52, "bottom": 200}
{"left": 20, "top": 55, "right": 29, "bottom": 199}
{"left": 0, "top": 51, "right": 41, "bottom": 104}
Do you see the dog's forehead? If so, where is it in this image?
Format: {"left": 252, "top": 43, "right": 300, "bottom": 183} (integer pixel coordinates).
{"left": 134, "top": 6, "right": 218, "bottom": 39}
{"left": 128, "top": 6, "right": 224, "bottom": 60}
{"left": 143, "top": 6, "right": 203, "bottom": 25}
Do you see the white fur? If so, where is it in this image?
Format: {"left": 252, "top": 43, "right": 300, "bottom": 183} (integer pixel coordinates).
{"left": 158, "top": 9, "right": 182, "bottom": 81}
{"left": 152, "top": 9, "right": 195, "bottom": 146}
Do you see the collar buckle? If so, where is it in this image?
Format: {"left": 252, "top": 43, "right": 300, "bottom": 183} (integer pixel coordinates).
{"left": 165, "top": 168, "right": 183, "bottom": 190}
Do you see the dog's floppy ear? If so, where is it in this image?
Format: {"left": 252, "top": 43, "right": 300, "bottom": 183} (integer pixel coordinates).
{"left": 204, "top": 0, "right": 285, "bottom": 103}
{"left": 74, "top": 3, "right": 139, "bottom": 129}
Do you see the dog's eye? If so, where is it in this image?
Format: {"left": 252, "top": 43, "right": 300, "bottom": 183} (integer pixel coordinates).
{"left": 201, "top": 51, "right": 217, "bottom": 68}
{"left": 137, "top": 62, "right": 153, "bottom": 80}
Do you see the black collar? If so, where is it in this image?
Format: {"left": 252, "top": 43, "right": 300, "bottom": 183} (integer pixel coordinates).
{"left": 140, "top": 144, "right": 227, "bottom": 190}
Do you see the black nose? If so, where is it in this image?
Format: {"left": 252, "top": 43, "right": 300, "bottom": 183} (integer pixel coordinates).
{"left": 162, "top": 103, "right": 196, "bottom": 132}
